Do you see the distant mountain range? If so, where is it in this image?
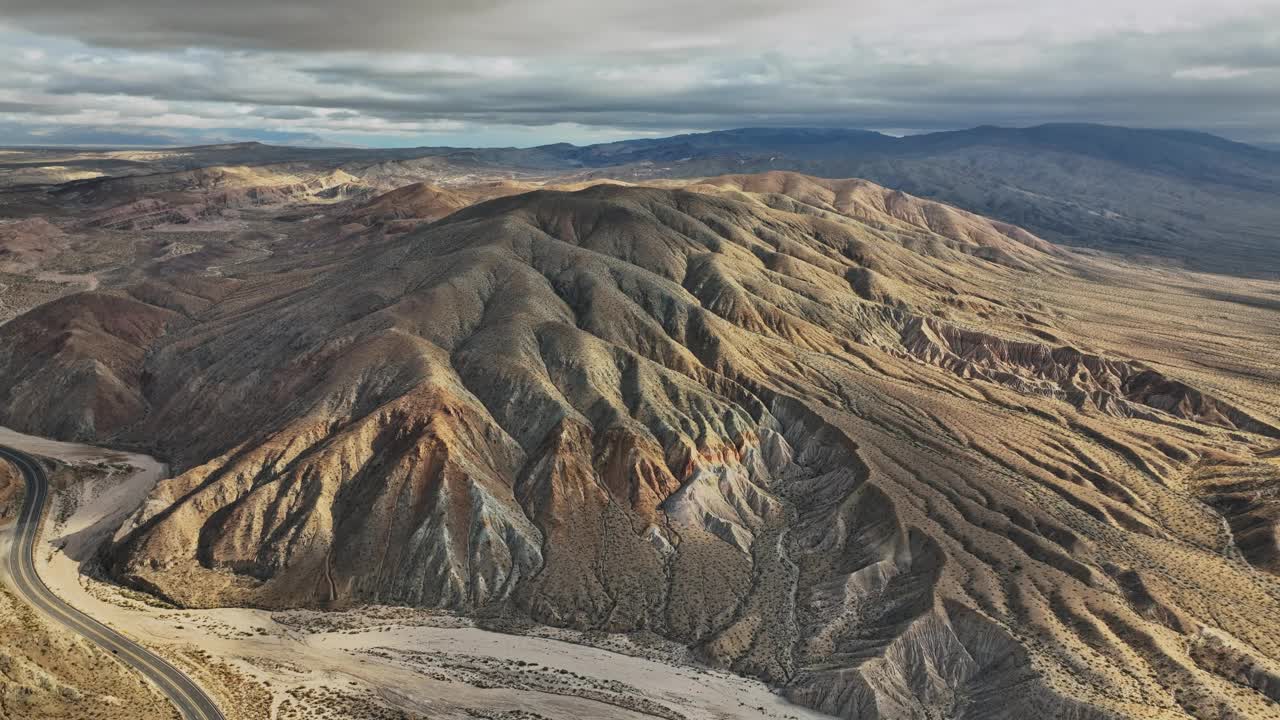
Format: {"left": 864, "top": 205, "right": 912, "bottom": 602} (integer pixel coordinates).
{"left": 534, "top": 124, "right": 1280, "bottom": 276}
{"left": 7, "top": 123, "right": 1279, "bottom": 276}
{"left": 545, "top": 124, "right": 1280, "bottom": 189}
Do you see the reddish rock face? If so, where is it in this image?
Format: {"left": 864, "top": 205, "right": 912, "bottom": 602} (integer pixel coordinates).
{"left": 2, "top": 177, "right": 1279, "bottom": 719}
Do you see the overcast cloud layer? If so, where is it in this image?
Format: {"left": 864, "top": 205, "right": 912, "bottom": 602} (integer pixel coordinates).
{"left": 0, "top": 0, "right": 1278, "bottom": 147}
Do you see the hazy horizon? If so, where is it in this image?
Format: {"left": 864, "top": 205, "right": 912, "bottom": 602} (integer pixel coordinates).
{"left": 3, "top": 121, "right": 1278, "bottom": 152}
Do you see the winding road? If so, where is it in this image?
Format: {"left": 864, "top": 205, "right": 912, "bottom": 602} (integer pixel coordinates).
{"left": 0, "top": 445, "right": 225, "bottom": 720}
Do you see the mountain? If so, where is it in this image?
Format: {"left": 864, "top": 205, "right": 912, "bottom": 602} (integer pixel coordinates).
{"left": 2, "top": 174, "right": 1278, "bottom": 719}
{"left": 540, "top": 124, "right": 1280, "bottom": 191}
{"left": 556, "top": 125, "right": 1280, "bottom": 276}
{"left": 337, "top": 179, "right": 619, "bottom": 232}
{"left": 8, "top": 123, "right": 1280, "bottom": 277}
{"left": 537, "top": 127, "right": 897, "bottom": 166}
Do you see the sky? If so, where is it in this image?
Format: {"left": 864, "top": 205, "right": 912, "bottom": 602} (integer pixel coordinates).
{"left": 0, "top": 0, "right": 1277, "bottom": 148}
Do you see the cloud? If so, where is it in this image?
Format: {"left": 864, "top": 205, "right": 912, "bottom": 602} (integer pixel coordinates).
{"left": 0, "top": 0, "right": 827, "bottom": 54}
{"left": 1173, "top": 66, "right": 1255, "bottom": 80}
{"left": 0, "top": 1, "right": 1278, "bottom": 146}
{"left": 0, "top": 121, "right": 331, "bottom": 147}
{"left": 250, "top": 106, "right": 322, "bottom": 120}
{"left": 3, "top": 0, "right": 1274, "bottom": 56}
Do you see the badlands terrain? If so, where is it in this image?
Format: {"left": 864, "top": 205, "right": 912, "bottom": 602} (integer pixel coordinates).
{"left": 0, "top": 128, "right": 1278, "bottom": 719}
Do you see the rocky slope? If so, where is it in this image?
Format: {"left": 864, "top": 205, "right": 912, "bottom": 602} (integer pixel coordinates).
{"left": 0, "top": 460, "right": 19, "bottom": 523}
{"left": 0, "top": 217, "right": 69, "bottom": 269}
{"left": 1, "top": 175, "right": 1278, "bottom": 719}
{"left": 70, "top": 165, "right": 370, "bottom": 231}
{"left": 338, "top": 181, "right": 540, "bottom": 233}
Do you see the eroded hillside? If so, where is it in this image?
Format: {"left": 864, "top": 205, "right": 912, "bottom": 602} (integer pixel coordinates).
{"left": 1, "top": 175, "right": 1278, "bottom": 719}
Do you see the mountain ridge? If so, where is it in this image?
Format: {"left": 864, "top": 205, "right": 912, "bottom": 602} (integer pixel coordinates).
{"left": 9, "top": 122, "right": 1280, "bottom": 276}
{"left": 2, "top": 173, "right": 1278, "bottom": 719}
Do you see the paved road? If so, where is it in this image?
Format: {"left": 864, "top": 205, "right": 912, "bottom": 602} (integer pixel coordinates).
{"left": 0, "top": 445, "right": 225, "bottom": 720}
